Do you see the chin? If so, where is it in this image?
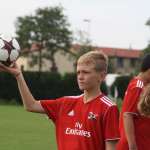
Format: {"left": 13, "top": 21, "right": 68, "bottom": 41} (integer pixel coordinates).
{"left": 79, "top": 87, "right": 84, "bottom": 91}
{"left": 79, "top": 86, "right": 85, "bottom": 91}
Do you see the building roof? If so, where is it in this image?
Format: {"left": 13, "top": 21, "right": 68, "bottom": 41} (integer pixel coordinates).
{"left": 95, "top": 46, "right": 142, "bottom": 58}
{"left": 72, "top": 44, "right": 142, "bottom": 59}
{"left": 25, "top": 43, "right": 142, "bottom": 59}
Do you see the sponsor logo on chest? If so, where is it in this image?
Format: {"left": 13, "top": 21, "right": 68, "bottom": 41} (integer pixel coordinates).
{"left": 65, "top": 122, "right": 91, "bottom": 138}
{"left": 65, "top": 110, "right": 98, "bottom": 138}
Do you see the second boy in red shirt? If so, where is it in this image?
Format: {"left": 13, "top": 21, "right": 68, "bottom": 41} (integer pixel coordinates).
{"left": 117, "top": 54, "right": 150, "bottom": 150}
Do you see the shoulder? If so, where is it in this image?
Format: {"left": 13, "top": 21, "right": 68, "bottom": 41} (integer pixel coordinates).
{"left": 98, "top": 95, "right": 119, "bottom": 116}
{"left": 129, "top": 77, "right": 144, "bottom": 90}
{"left": 99, "top": 95, "right": 116, "bottom": 108}
{"left": 124, "top": 78, "right": 143, "bottom": 98}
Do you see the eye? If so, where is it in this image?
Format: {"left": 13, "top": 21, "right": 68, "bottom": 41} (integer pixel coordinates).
{"left": 83, "top": 71, "right": 89, "bottom": 74}
{"left": 77, "top": 71, "right": 80, "bottom": 75}
{"left": 83, "top": 70, "right": 91, "bottom": 74}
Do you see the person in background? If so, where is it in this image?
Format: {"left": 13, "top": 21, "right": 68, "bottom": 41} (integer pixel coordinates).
{"left": 138, "top": 84, "right": 150, "bottom": 117}
{"left": 117, "top": 54, "right": 150, "bottom": 150}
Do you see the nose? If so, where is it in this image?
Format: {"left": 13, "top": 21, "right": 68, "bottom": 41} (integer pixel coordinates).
{"left": 78, "top": 72, "right": 84, "bottom": 81}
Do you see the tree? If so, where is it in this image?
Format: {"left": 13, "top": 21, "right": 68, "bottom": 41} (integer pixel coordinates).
{"left": 143, "top": 18, "right": 150, "bottom": 55}
{"left": 146, "top": 18, "right": 150, "bottom": 26}
{"left": 69, "top": 30, "right": 93, "bottom": 71}
{"left": 15, "top": 6, "right": 72, "bottom": 72}
{"left": 143, "top": 44, "right": 150, "bottom": 55}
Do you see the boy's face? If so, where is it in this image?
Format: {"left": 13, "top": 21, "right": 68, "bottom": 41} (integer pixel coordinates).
{"left": 77, "top": 63, "right": 105, "bottom": 91}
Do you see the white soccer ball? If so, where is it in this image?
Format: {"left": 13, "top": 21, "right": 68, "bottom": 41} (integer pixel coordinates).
{"left": 0, "top": 34, "right": 20, "bottom": 66}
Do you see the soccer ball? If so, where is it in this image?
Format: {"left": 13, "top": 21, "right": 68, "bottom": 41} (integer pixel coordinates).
{"left": 0, "top": 34, "right": 20, "bottom": 66}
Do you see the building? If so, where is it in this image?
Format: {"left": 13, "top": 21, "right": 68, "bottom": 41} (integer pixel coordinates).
{"left": 95, "top": 46, "right": 141, "bottom": 74}
{"left": 17, "top": 44, "right": 142, "bottom": 74}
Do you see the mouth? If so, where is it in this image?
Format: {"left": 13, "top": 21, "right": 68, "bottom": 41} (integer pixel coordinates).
{"left": 78, "top": 82, "right": 85, "bottom": 85}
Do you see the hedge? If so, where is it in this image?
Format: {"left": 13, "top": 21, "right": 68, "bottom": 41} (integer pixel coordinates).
{"left": 0, "top": 72, "right": 108, "bottom": 104}
{"left": 110, "top": 75, "right": 133, "bottom": 99}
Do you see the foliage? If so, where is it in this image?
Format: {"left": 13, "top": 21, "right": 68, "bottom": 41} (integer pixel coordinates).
{"left": 101, "top": 81, "right": 108, "bottom": 95}
{"left": 107, "top": 58, "right": 115, "bottom": 73}
{"left": 110, "top": 75, "right": 133, "bottom": 99}
{"left": 146, "top": 18, "right": 150, "bottom": 26}
{"left": 143, "top": 18, "right": 150, "bottom": 55}
{"left": 116, "top": 98, "right": 123, "bottom": 111}
{"left": 0, "top": 72, "right": 108, "bottom": 104}
{"left": 15, "top": 6, "right": 73, "bottom": 72}
{"left": 143, "top": 44, "right": 150, "bottom": 55}
{"left": 61, "top": 73, "right": 81, "bottom": 95}
{"left": 69, "top": 30, "right": 93, "bottom": 71}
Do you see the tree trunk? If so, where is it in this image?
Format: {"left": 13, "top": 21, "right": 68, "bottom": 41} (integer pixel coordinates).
{"left": 50, "top": 54, "right": 58, "bottom": 73}
{"left": 38, "top": 50, "right": 42, "bottom": 73}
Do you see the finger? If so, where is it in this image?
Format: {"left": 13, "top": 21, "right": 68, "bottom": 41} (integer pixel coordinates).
{"left": 0, "top": 67, "right": 6, "bottom": 72}
{"left": 11, "top": 62, "right": 19, "bottom": 69}
{"left": 0, "top": 62, "right": 7, "bottom": 67}
{"left": 0, "top": 63, "right": 8, "bottom": 69}
{"left": 0, "top": 63, "right": 11, "bottom": 71}
{"left": 13, "top": 62, "right": 18, "bottom": 67}
{"left": 0, "top": 62, "right": 4, "bottom": 66}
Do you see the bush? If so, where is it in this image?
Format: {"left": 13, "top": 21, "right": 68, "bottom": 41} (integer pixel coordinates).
{"left": 0, "top": 72, "right": 108, "bottom": 104}
{"left": 110, "top": 75, "right": 133, "bottom": 99}
{"left": 101, "top": 81, "right": 108, "bottom": 95}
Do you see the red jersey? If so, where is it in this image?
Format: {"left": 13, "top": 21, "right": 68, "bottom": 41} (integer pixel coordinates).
{"left": 117, "top": 78, "right": 150, "bottom": 150}
{"left": 40, "top": 94, "right": 120, "bottom": 150}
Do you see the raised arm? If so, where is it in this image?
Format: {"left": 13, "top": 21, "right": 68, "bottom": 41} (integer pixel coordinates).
{"left": 0, "top": 63, "right": 45, "bottom": 113}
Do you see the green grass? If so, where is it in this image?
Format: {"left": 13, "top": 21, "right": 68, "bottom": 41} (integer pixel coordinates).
{"left": 0, "top": 105, "right": 57, "bottom": 150}
{"left": 116, "top": 99, "right": 123, "bottom": 111}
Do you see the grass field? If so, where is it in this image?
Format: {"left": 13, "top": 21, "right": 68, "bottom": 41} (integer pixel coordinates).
{"left": 0, "top": 105, "right": 57, "bottom": 150}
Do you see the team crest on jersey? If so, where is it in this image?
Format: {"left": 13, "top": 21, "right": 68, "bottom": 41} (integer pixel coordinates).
{"left": 88, "top": 112, "right": 98, "bottom": 120}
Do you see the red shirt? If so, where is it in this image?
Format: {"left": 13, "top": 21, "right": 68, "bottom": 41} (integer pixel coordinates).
{"left": 117, "top": 78, "right": 150, "bottom": 150}
{"left": 40, "top": 94, "right": 120, "bottom": 150}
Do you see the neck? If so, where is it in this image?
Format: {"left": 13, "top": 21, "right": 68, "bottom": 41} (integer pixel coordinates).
{"left": 83, "top": 88, "right": 101, "bottom": 103}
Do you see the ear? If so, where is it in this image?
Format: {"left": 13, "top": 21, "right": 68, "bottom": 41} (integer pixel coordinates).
{"left": 99, "top": 71, "right": 106, "bottom": 82}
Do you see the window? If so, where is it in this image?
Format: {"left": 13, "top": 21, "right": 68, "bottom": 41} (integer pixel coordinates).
{"left": 117, "top": 57, "right": 124, "bottom": 67}
{"left": 130, "top": 58, "right": 136, "bottom": 67}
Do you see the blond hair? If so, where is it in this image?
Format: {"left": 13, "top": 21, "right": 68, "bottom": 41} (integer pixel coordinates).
{"left": 77, "top": 50, "right": 108, "bottom": 72}
{"left": 138, "top": 84, "right": 150, "bottom": 116}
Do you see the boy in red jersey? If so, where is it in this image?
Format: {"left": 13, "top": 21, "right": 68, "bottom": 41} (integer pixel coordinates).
{"left": 0, "top": 51, "right": 120, "bottom": 150}
{"left": 117, "top": 54, "right": 150, "bottom": 150}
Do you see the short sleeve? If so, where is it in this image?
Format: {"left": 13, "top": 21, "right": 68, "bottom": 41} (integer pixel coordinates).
{"left": 103, "top": 105, "right": 120, "bottom": 141}
{"left": 122, "top": 87, "right": 142, "bottom": 114}
{"left": 40, "top": 97, "right": 64, "bottom": 122}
